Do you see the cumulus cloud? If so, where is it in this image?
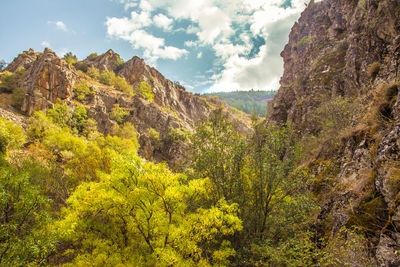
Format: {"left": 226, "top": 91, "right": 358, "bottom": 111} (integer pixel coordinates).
{"left": 48, "top": 20, "right": 68, "bottom": 32}
{"left": 153, "top": 13, "right": 173, "bottom": 30}
{"left": 112, "top": 0, "right": 308, "bottom": 90}
{"left": 106, "top": 10, "right": 188, "bottom": 64}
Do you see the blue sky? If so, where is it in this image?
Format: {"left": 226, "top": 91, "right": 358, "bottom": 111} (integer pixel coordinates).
{"left": 0, "top": 0, "right": 310, "bottom": 93}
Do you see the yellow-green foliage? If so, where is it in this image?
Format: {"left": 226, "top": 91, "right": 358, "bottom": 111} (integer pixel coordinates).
{"left": 148, "top": 127, "right": 162, "bottom": 149}
{"left": 11, "top": 87, "right": 25, "bottom": 110}
{"left": 111, "top": 122, "right": 139, "bottom": 148}
{"left": 135, "top": 81, "right": 154, "bottom": 102}
{"left": 296, "top": 35, "right": 316, "bottom": 47}
{"left": 0, "top": 71, "right": 16, "bottom": 91}
{"left": 87, "top": 53, "right": 98, "bottom": 60}
{"left": 113, "top": 75, "right": 132, "bottom": 94}
{"left": 55, "top": 156, "right": 241, "bottom": 266}
{"left": 99, "top": 70, "right": 116, "bottom": 86}
{"left": 87, "top": 66, "right": 100, "bottom": 79}
{"left": 0, "top": 117, "right": 25, "bottom": 154}
{"left": 109, "top": 104, "right": 129, "bottom": 124}
{"left": 63, "top": 52, "right": 78, "bottom": 66}
{"left": 73, "top": 80, "right": 94, "bottom": 101}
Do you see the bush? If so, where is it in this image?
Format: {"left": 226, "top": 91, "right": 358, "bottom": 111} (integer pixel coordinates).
{"left": 87, "top": 53, "right": 98, "bottom": 60}
{"left": 0, "top": 71, "right": 16, "bottom": 92}
{"left": 0, "top": 117, "right": 25, "bottom": 154}
{"left": 113, "top": 76, "right": 132, "bottom": 94}
{"left": 63, "top": 52, "right": 78, "bottom": 66}
{"left": 135, "top": 81, "right": 154, "bottom": 102}
{"left": 109, "top": 104, "right": 129, "bottom": 124}
{"left": 71, "top": 105, "right": 88, "bottom": 134}
{"left": 99, "top": 70, "right": 116, "bottom": 86}
{"left": 73, "top": 80, "right": 94, "bottom": 101}
{"left": 11, "top": 87, "right": 25, "bottom": 110}
{"left": 87, "top": 66, "right": 100, "bottom": 79}
{"left": 46, "top": 101, "right": 72, "bottom": 128}
{"left": 74, "top": 61, "right": 89, "bottom": 72}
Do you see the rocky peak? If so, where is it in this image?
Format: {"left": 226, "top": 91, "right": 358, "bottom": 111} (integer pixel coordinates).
{"left": 21, "top": 48, "right": 78, "bottom": 115}
{"left": 5, "top": 48, "right": 40, "bottom": 73}
{"left": 83, "top": 49, "right": 122, "bottom": 72}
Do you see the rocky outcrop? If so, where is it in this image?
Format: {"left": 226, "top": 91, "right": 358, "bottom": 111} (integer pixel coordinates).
{"left": 5, "top": 48, "right": 40, "bottom": 73}
{"left": 20, "top": 48, "right": 78, "bottom": 115}
{"left": 2, "top": 48, "right": 251, "bottom": 165}
{"left": 269, "top": 0, "right": 400, "bottom": 263}
{"left": 83, "top": 49, "right": 122, "bottom": 72}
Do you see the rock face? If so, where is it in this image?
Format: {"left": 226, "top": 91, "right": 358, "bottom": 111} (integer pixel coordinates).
{"left": 20, "top": 48, "right": 78, "bottom": 115}
{"left": 83, "top": 49, "right": 122, "bottom": 72}
{"left": 3, "top": 48, "right": 250, "bottom": 165}
{"left": 269, "top": 0, "right": 400, "bottom": 264}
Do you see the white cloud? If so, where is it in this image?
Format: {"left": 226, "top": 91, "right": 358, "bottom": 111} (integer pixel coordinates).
{"left": 153, "top": 13, "right": 173, "bottom": 30}
{"left": 113, "top": 0, "right": 309, "bottom": 90}
{"left": 106, "top": 13, "right": 187, "bottom": 64}
{"left": 48, "top": 20, "right": 68, "bottom": 32}
{"left": 41, "top": 41, "right": 51, "bottom": 48}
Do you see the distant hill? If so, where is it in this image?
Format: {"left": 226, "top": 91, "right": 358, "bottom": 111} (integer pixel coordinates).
{"left": 204, "top": 90, "right": 276, "bottom": 117}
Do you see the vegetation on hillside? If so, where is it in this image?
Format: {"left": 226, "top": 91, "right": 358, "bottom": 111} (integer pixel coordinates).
{"left": 204, "top": 90, "right": 276, "bottom": 117}
{"left": 0, "top": 94, "right": 374, "bottom": 265}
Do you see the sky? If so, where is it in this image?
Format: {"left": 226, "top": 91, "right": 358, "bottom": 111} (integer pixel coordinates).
{"left": 0, "top": 0, "right": 310, "bottom": 93}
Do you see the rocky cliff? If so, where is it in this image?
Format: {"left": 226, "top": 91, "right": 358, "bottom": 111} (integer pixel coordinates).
{"left": 2, "top": 48, "right": 251, "bottom": 166}
{"left": 269, "top": 0, "right": 400, "bottom": 264}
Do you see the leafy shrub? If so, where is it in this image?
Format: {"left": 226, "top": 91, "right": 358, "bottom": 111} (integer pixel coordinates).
{"left": 115, "top": 57, "right": 125, "bottom": 72}
{"left": 87, "top": 53, "right": 98, "bottom": 60}
{"left": 87, "top": 66, "right": 100, "bottom": 79}
{"left": 46, "top": 101, "right": 72, "bottom": 128}
{"left": 0, "top": 117, "right": 25, "bottom": 154}
{"left": 113, "top": 75, "right": 132, "bottom": 94}
{"left": 11, "top": 87, "right": 25, "bottom": 110}
{"left": 99, "top": 70, "right": 116, "bottom": 86}
{"left": 148, "top": 128, "right": 162, "bottom": 149}
{"left": 135, "top": 81, "right": 154, "bottom": 102}
{"left": 109, "top": 104, "right": 129, "bottom": 124}
{"left": 71, "top": 105, "right": 88, "bottom": 134}
{"left": 0, "top": 71, "right": 16, "bottom": 92}
{"left": 73, "top": 80, "right": 94, "bottom": 101}
{"left": 111, "top": 122, "right": 138, "bottom": 141}
{"left": 74, "top": 61, "right": 89, "bottom": 72}
{"left": 63, "top": 52, "right": 78, "bottom": 65}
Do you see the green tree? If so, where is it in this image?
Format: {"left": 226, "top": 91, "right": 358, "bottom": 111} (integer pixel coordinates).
{"left": 189, "top": 109, "right": 247, "bottom": 205}
{"left": 0, "top": 117, "right": 25, "bottom": 154}
{"left": 46, "top": 101, "right": 72, "bottom": 128}
{"left": 11, "top": 87, "right": 25, "bottom": 110}
{"left": 63, "top": 52, "right": 78, "bottom": 65}
{"left": 71, "top": 105, "right": 88, "bottom": 134}
{"left": 56, "top": 155, "right": 242, "bottom": 266}
{"left": 0, "top": 159, "right": 57, "bottom": 266}
{"left": 0, "top": 71, "right": 16, "bottom": 92}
